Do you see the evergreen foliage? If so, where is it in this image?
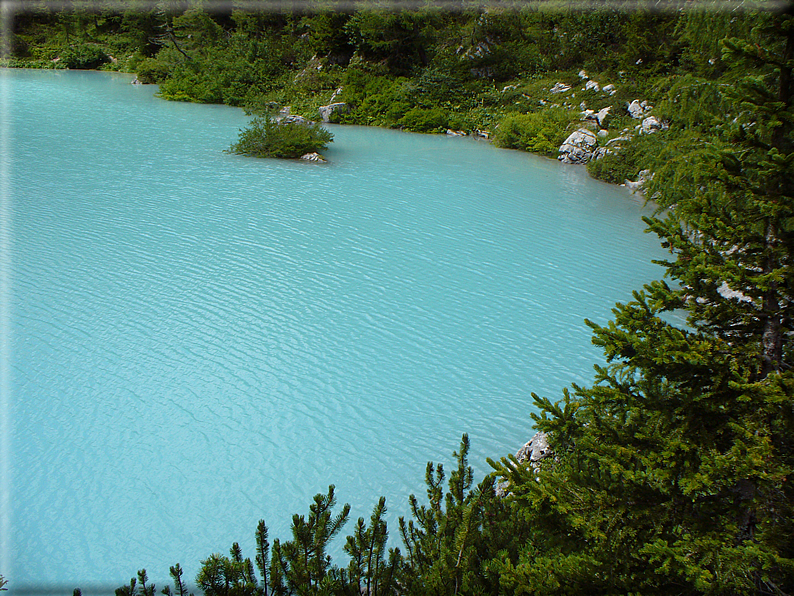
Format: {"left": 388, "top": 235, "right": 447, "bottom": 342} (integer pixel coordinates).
{"left": 487, "top": 4, "right": 794, "bottom": 593}
{"left": 12, "top": 1, "right": 794, "bottom": 594}
{"left": 228, "top": 115, "right": 333, "bottom": 160}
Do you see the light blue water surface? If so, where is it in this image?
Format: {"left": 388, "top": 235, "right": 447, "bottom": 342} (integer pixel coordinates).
{"left": 5, "top": 68, "right": 666, "bottom": 592}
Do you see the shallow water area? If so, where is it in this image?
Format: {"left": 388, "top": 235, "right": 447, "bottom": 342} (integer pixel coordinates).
{"left": 5, "top": 68, "right": 665, "bottom": 593}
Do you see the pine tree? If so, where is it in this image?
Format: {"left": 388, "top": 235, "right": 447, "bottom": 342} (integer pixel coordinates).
{"left": 268, "top": 485, "right": 351, "bottom": 595}
{"left": 490, "top": 3, "right": 794, "bottom": 594}
{"left": 400, "top": 434, "right": 519, "bottom": 596}
{"left": 336, "top": 496, "right": 401, "bottom": 596}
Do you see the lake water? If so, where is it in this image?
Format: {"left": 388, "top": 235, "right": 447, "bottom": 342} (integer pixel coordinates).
{"left": 4, "top": 68, "right": 666, "bottom": 593}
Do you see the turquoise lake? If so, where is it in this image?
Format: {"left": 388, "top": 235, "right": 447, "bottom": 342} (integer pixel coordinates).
{"left": 4, "top": 68, "right": 667, "bottom": 593}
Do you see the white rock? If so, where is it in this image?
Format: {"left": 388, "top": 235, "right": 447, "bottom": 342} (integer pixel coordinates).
{"left": 446, "top": 129, "right": 467, "bottom": 136}
{"left": 639, "top": 115, "right": 662, "bottom": 134}
{"left": 550, "top": 82, "right": 571, "bottom": 94}
{"left": 628, "top": 99, "right": 644, "bottom": 118}
{"left": 606, "top": 135, "right": 631, "bottom": 146}
{"left": 625, "top": 169, "right": 653, "bottom": 193}
{"left": 300, "top": 152, "right": 327, "bottom": 162}
{"left": 329, "top": 86, "right": 343, "bottom": 103}
{"left": 578, "top": 69, "right": 589, "bottom": 79}
{"left": 597, "top": 129, "right": 608, "bottom": 138}
{"left": 495, "top": 431, "right": 552, "bottom": 497}
{"left": 603, "top": 83, "right": 616, "bottom": 95}
{"left": 596, "top": 106, "right": 612, "bottom": 127}
{"left": 585, "top": 80, "right": 600, "bottom": 92}
{"left": 558, "top": 128, "right": 598, "bottom": 164}
{"left": 717, "top": 281, "right": 754, "bottom": 303}
{"left": 515, "top": 432, "right": 551, "bottom": 464}
{"left": 318, "top": 102, "right": 348, "bottom": 122}
{"left": 280, "top": 114, "right": 313, "bottom": 125}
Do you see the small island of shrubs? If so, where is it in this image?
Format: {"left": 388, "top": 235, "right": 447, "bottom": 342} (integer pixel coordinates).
{"left": 228, "top": 115, "right": 333, "bottom": 160}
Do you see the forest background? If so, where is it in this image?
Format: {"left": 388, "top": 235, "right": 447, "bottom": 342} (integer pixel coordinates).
{"left": 3, "top": 0, "right": 794, "bottom": 594}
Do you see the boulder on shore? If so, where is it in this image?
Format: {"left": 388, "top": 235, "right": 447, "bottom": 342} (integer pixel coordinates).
{"left": 318, "top": 102, "right": 349, "bottom": 122}
{"left": 558, "top": 128, "right": 598, "bottom": 164}
{"left": 496, "top": 431, "right": 552, "bottom": 497}
{"left": 625, "top": 169, "right": 653, "bottom": 193}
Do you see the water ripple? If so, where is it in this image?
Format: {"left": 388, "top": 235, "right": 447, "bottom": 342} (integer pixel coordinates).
{"left": 9, "top": 70, "right": 668, "bottom": 591}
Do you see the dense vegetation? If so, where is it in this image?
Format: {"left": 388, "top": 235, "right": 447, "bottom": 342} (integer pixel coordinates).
{"left": 6, "top": 0, "right": 793, "bottom": 594}
{"left": 7, "top": 0, "right": 751, "bottom": 178}
{"left": 227, "top": 115, "right": 334, "bottom": 159}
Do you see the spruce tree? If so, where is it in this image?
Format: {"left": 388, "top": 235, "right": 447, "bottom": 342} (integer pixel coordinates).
{"left": 491, "top": 3, "right": 794, "bottom": 593}
{"left": 268, "top": 485, "right": 351, "bottom": 595}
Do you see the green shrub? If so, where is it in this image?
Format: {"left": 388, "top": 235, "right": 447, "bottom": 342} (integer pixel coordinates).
{"left": 60, "top": 43, "right": 109, "bottom": 69}
{"left": 586, "top": 130, "right": 670, "bottom": 183}
{"left": 493, "top": 108, "right": 577, "bottom": 157}
{"left": 134, "top": 57, "right": 171, "bottom": 84}
{"left": 398, "top": 107, "right": 448, "bottom": 133}
{"left": 228, "top": 115, "right": 333, "bottom": 159}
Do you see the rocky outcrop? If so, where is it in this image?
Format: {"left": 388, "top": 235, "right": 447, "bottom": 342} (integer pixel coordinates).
{"left": 281, "top": 114, "right": 313, "bottom": 125}
{"left": 558, "top": 128, "right": 598, "bottom": 164}
{"left": 318, "top": 102, "right": 348, "bottom": 122}
{"left": 496, "top": 431, "right": 552, "bottom": 497}
{"left": 515, "top": 432, "right": 551, "bottom": 464}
